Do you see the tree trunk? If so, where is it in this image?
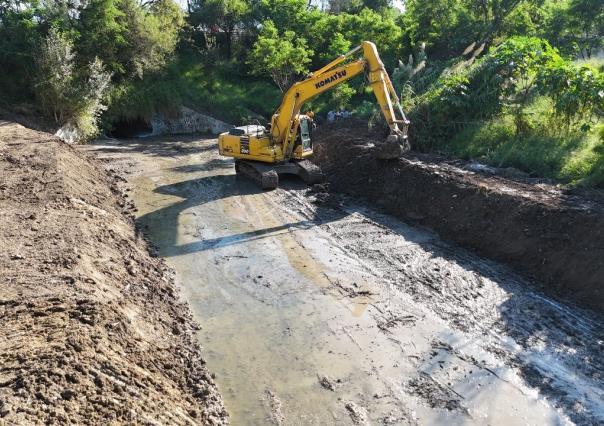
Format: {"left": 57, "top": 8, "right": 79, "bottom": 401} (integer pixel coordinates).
{"left": 225, "top": 30, "right": 232, "bottom": 58}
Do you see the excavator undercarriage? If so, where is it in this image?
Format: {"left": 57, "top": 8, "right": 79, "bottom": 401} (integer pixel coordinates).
{"left": 235, "top": 159, "right": 323, "bottom": 190}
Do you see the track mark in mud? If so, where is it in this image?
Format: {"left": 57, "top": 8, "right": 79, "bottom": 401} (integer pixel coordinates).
{"left": 314, "top": 123, "right": 604, "bottom": 313}
{"left": 276, "top": 185, "right": 604, "bottom": 424}
{"left": 408, "top": 372, "right": 469, "bottom": 415}
{"left": 88, "top": 135, "right": 604, "bottom": 425}
{"left": 344, "top": 401, "right": 369, "bottom": 425}
{"left": 264, "top": 389, "right": 285, "bottom": 425}
{"left": 377, "top": 314, "right": 417, "bottom": 333}
{"left": 431, "top": 340, "right": 510, "bottom": 384}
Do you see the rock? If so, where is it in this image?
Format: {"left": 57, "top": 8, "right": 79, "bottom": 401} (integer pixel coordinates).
{"left": 55, "top": 123, "right": 85, "bottom": 144}
{"left": 151, "top": 107, "right": 232, "bottom": 136}
{"left": 318, "top": 375, "right": 336, "bottom": 391}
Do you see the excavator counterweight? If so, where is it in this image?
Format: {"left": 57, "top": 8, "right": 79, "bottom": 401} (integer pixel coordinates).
{"left": 218, "top": 41, "right": 410, "bottom": 189}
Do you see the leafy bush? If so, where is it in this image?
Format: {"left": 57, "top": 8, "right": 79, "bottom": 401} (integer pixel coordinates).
{"left": 248, "top": 20, "right": 313, "bottom": 92}
{"left": 407, "top": 37, "right": 602, "bottom": 146}
{"left": 478, "top": 37, "right": 562, "bottom": 131}
{"left": 36, "top": 29, "right": 111, "bottom": 139}
{"left": 402, "top": 36, "right": 604, "bottom": 186}
{"left": 538, "top": 63, "right": 604, "bottom": 130}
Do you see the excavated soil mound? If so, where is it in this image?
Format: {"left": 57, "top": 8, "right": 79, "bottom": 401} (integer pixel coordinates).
{"left": 0, "top": 122, "right": 227, "bottom": 425}
{"left": 313, "top": 121, "right": 604, "bottom": 312}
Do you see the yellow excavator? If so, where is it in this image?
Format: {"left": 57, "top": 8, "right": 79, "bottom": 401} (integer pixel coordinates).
{"left": 218, "top": 41, "right": 410, "bottom": 189}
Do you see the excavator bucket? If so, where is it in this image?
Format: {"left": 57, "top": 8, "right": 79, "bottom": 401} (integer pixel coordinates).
{"left": 374, "top": 132, "right": 410, "bottom": 160}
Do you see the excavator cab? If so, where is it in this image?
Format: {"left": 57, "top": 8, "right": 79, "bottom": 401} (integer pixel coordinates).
{"left": 292, "top": 115, "right": 313, "bottom": 158}
{"left": 299, "top": 116, "right": 312, "bottom": 151}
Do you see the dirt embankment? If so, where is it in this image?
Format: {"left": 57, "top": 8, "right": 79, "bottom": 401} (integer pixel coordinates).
{"left": 0, "top": 122, "right": 227, "bottom": 424}
{"left": 313, "top": 122, "right": 604, "bottom": 312}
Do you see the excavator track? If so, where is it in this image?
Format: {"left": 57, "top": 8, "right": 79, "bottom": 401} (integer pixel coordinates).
{"left": 235, "top": 160, "right": 279, "bottom": 190}
{"left": 295, "top": 160, "right": 324, "bottom": 185}
{"left": 234, "top": 159, "right": 323, "bottom": 190}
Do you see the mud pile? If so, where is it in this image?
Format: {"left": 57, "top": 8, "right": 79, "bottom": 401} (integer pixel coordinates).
{"left": 0, "top": 122, "right": 227, "bottom": 424}
{"left": 313, "top": 121, "right": 604, "bottom": 312}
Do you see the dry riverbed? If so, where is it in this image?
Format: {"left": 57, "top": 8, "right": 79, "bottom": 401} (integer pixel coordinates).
{"left": 85, "top": 133, "right": 604, "bottom": 425}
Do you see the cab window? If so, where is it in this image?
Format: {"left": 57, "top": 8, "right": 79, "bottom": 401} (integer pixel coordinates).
{"left": 299, "top": 119, "right": 312, "bottom": 151}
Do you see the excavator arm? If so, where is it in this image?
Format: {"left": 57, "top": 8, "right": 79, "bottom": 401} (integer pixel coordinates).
{"left": 270, "top": 41, "right": 409, "bottom": 159}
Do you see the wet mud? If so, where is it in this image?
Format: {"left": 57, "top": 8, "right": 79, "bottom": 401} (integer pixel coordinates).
{"left": 313, "top": 122, "right": 604, "bottom": 312}
{"left": 87, "top": 134, "right": 604, "bottom": 425}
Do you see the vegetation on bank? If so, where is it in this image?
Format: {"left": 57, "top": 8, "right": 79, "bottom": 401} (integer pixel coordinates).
{"left": 0, "top": 0, "right": 603, "bottom": 186}
{"left": 399, "top": 37, "right": 604, "bottom": 186}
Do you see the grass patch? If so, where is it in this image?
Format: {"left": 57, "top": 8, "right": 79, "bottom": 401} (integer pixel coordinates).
{"left": 448, "top": 115, "right": 604, "bottom": 187}
{"left": 179, "top": 58, "right": 280, "bottom": 123}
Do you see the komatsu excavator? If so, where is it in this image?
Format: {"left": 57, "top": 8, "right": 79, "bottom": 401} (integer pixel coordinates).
{"left": 218, "top": 41, "right": 410, "bottom": 189}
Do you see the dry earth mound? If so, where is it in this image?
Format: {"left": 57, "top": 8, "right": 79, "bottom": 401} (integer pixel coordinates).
{"left": 0, "top": 121, "right": 227, "bottom": 425}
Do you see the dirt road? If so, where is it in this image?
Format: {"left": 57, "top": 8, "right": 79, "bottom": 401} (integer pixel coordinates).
{"left": 86, "top": 135, "right": 604, "bottom": 425}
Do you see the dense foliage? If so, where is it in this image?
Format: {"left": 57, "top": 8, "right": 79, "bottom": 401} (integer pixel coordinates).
{"left": 0, "top": 0, "right": 184, "bottom": 137}
{"left": 36, "top": 28, "right": 112, "bottom": 138}
{"left": 1, "top": 0, "right": 603, "bottom": 185}
{"left": 405, "top": 36, "right": 604, "bottom": 185}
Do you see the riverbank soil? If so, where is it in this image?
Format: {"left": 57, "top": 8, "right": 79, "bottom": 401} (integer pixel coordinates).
{"left": 86, "top": 134, "right": 603, "bottom": 425}
{"left": 0, "top": 122, "right": 227, "bottom": 424}
{"left": 313, "top": 121, "right": 604, "bottom": 312}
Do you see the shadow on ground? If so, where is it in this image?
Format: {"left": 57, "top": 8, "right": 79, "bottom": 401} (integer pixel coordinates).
{"left": 95, "top": 135, "right": 218, "bottom": 158}
{"left": 136, "top": 174, "right": 350, "bottom": 258}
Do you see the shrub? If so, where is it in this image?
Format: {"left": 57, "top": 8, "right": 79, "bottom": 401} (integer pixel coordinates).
{"left": 36, "top": 29, "right": 112, "bottom": 140}
{"left": 538, "top": 63, "right": 604, "bottom": 131}
{"left": 248, "top": 20, "right": 312, "bottom": 92}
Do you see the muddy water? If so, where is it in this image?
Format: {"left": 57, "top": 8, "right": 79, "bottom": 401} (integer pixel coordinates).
{"left": 88, "top": 136, "right": 604, "bottom": 425}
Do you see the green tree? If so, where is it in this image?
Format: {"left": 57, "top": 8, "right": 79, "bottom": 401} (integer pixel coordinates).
{"left": 568, "top": 0, "right": 604, "bottom": 58}
{"left": 401, "top": 0, "right": 547, "bottom": 57}
{"left": 309, "top": 7, "right": 402, "bottom": 67}
{"left": 327, "top": 0, "right": 363, "bottom": 14}
{"left": 327, "top": 0, "right": 391, "bottom": 13}
{"left": 255, "top": 0, "right": 311, "bottom": 35}
{"left": 0, "top": 2, "right": 40, "bottom": 100}
{"left": 401, "top": 0, "right": 478, "bottom": 57}
{"left": 77, "top": 0, "right": 127, "bottom": 75}
{"left": 190, "top": 0, "right": 250, "bottom": 58}
{"left": 78, "top": 0, "right": 183, "bottom": 78}
{"left": 36, "top": 28, "right": 76, "bottom": 124}
{"left": 36, "top": 28, "right": 112, "bottom": 138}
{"left": 248, "top": 20, "right": 313, "bottom": 91}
